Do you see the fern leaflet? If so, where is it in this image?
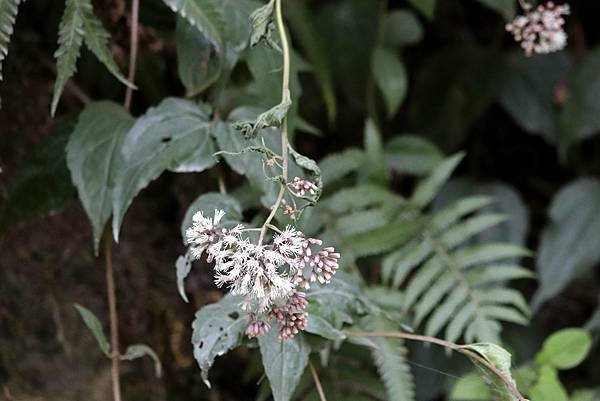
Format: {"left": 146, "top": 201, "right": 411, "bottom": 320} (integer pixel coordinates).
{"left": 0, "top": 0, "right": 21, "bottom": 81}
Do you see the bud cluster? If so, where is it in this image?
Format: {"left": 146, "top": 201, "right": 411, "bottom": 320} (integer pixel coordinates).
{"left": 292, "top": 177, "right": 319, "bottom": 197}
{"left": 295, "top": 233, "right": 340, "bottom": 290}
{"left": 506, "top": 2, "right": 570, "bottom": 55}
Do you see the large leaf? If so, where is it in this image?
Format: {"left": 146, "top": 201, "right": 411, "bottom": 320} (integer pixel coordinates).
{"left": 191, "top": 294, "right": 247, "bottom": 387}
{"left": 557, "top": 46, "right": 600, "bottom": 150}
{"left": 372, "top": 47, "right": 408, "bottom": 119}
{"left": 258, "top": 330, "right": 310, "bottom": 401}
{"left": 162, "top": 0, "right": 224, "bottom": 50}
{"left": 1, "top": 120, "right": 75, "bottom": 230}
{"left": 384, "top": 135, "right": 444, "bottom": 176}
{"left": 530, "top": 366, "right": 568, "bottom": 401}
{"left": 536, "top": 328, "right": 592, "bottom": 370}
{"left": 460, "top": 343, "right": 519, "bottom": 401}
{"left": 499, "top": 52, "right": 572, "bottom": 141}
{"left": 112, "top": 98, "right": 216, "bottom": 241}
{"left": 532, "top": 179, "right": 600, "bottom": 310}
{"left": 66, "top": 101, "right": 134, "bottom": 253}
{"left": 0, "top": 0, "right": 20, "bottom": 81}
{"left": 52, "top": 0, "right": 134, "bottom": 116}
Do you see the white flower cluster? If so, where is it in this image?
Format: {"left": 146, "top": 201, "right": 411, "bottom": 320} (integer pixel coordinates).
{"left": 292, "top": 177, "right": 319, "bottom": 197}
{"left": 186, "top": 209, "right": 340, "bottom": 340}
{"left": 506, "top": 2, "right": 570, "bottom": 55}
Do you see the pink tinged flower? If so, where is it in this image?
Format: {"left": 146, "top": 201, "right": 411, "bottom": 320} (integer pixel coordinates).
{"left": 246, "top": 320, "right": 271, "bottom": 338}
{"left": 268, "top": 290, "right": 309, "bottom": 340}
{"left": 294, "top": 233, "right": 340, "bottom": 289}
{"left": 506, "top": 2, "right": 570, "bottom": 55}
{"left": 292, "top": 177, "right": 319, "bottom": 197}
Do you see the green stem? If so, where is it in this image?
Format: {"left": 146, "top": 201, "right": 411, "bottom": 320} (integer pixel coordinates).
{"left": 259, "top": 0, "right": 291, "bottom": 244}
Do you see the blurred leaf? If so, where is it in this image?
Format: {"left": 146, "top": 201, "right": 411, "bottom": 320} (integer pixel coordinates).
{"left": 249, "top": 0, "right": 275, "bottom": 47}
{"left": 475, "top": 0, "right": 515, "bottom": 20}
{"left": 258, "top": 331, "right": 310, "bottom": 401}
{"left": 408, "top": 46, "right": 507, "bottom": 150}
{"left": 460, "top": 343, "right": 518, "bottom": 401}
{"left": 52, "top": 0, "right": 134, "bottom": 115}
{"left": 192, "top": 294, "right": 247, "bottom": 387}
{"left": 305, "top": 305, "right": 346, "bottom": 340}
{"left": 411, "top": 153, "right": 465, "bottom": 208}
{"left": 74, "top": 303, "right": 110, "bottom": 357}
{"left": 0, "top": 0, "right": 20, "bottom": 82}
{"left": 175, "top": 253, "right": 193, "bottom": 303}
{"left": 66, "top": 101, "right": 134, "bottom": 253}
{"left": 121, "top": 344, "right": 162, "bottom": 378}
{"left": 450, "top": 371, "right": 490, "bottom": 401}
{"left": 536, "top": 328, "right": 591, "bottom": 369}
{"left": 532, "top": 179, "right": 600, "bottom": 310}
{"left": 372, "top": 47, "right": 408, "bottom": 119}
{"left": 384, "top": 135, "right": 444, "bottom": 176}
{"left": 557, "top": 46, "right": 600, "bottom": 151}
{"left": 383, "top": 9, "right": 423, "bottom": 48}
{"left": 363, "top": 119, "right": 388, "bottom": 185}
{"left": 320, "top": 148, "right": 365, "bottom": 186}
{"left": 432, "top": 179, "right": 529, "bottom": 248}
{"left": 286, "top": 1, "right": 336, "bottom": 122}
{"left": 112, "top": 98, "right": 216, "bottom": 242}
{"left": 407, "top": 0, "right": 436, "bottom": 19}
{"left": 530, "top": 366, "right": 568, "bottom": 401}
{"left": 499, "top": 52, "right": 572, "bottom": 141}
{"left": 1, "top": 120, "right": 75, "bottom": 230}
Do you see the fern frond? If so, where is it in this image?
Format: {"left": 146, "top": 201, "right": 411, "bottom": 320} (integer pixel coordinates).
{"left": 320, "top": 185, "right": 404, "bottom": 215}
{"left": 0, "top": 0, "right": 21, "bottom": 81}
{"left": 368, "top": 315, "right": 415, "bottom": 401}
{"left": 320, "top": 148, "right": 365, "bottom": 186}
{"left": 52, "top": 0, "right": 134, "bottom": 116}
{"left": 383, "top": 196, "right": 534, "bottom": 344}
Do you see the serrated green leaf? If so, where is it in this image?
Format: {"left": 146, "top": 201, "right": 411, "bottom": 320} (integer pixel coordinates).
{"left": 532, "top": 179, "right": 600, "bottom": 310}
{"left": 162, "top": 0, "right": 224, "bottom": 50}
{"left": 112, "top": 98, "right": 217, "bottom": 241}
{"left": 66, "top": 101, "right": 134, "bottom": 253}
{"left": 121, "top": 344, "right": 162, "bottom": 377}
{"left": 0, "top": 119, "right": 75, "bottom": 230}
{"left": 372, "top": 47, "right": 408, "bottom": 119}
{"left": 74, "top": 303, "right": 111, "bottom": 357}
{"left": 536, "top": 328, "right": 591, "bottom": 370}
{"left": 411, "top": 153, "right": 465, "bottom": 208}
{"left": 191, "top": 294, "right": 247, "bottom": 387}
{"left": 0, "top": 0, "right": 21, "bottom": 81}
{"left": 460, "top": 343, "right": 519, "bottom": 401}
{"left": 52, "top": 0, "right": 135, "bottom": 116}
{"left": 258, "top": 330, "right": 310, "bottom": 401}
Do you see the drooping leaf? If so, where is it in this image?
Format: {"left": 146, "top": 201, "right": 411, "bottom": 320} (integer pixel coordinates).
{"left": 112, "top": 98, "right": 217, "bottom": 241}
{"left": 258, "top": 330, "right": 310, "bottom": 401}
{"left": 384, "top": 135, "right": 444, "bottom": 176}
{"left": 0, "top": 0, "right": 20, "bottom": 81}
{"left": 460, "top": 343, "right": 519, "bottom": 401}
{"left": 66, "top": 101, "right": 134, "bottom": 253}
{"left": 536, "top": 328, "right": 592, "bottom": 370}
{"left": 233, "top": 97, "right": 291, "bottom": 139}
{"left": 383, "top": 9, "right": 423, "bottom": 48}
{"left": 0, "top": 119, "right": 75, "bottom": 230}
{"left": 372, "top": 47, "right": 408, "bottom": 119}
{"left": 175, "top": 252, "right": 193, "bottom": 303}
{"left": 52, "top": 0, "right": 135, "bottom": 116}
{"left": 476, "top": 0, "right": 516, "bottom": 20}
{"left": 121, "top": 344, "right": 162, "bottom": 377}
{"left": 249, "top": 0, "right": 275, "bottom": 47}
{"left": 532, "top": 179, "right": 600, "bottom": 310}
{"left": 191, "top": 294, "right": 247, "bottom": 387}
{"left": 74, "top": 303, "right": 111, "bottom": 357}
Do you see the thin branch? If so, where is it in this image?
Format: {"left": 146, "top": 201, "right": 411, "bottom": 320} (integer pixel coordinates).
{"left": 105, "top": 230, "right": 122, "bottom": 401}
{"left": 124, "top": 0, "right": 140, "bottom": 109}
{"left": 344, "top": 331, "right": 527, "bottom": 401}
{"left": 309, "top": 360, "right": 328, "bottom": 401}
{"left": 259, "top": 0, "right": 291, "bottom": 244}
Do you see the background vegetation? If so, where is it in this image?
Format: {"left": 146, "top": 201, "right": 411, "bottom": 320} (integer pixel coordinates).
{"left": 1, "top": 0, "right": 600, "bottom": 400}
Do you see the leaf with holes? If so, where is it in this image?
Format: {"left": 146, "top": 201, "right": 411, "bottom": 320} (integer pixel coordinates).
{"left": 112, "top": 98, "right": 216, "bottom": 241}
{"left": 191, "top": 294, "right": 247, "bottom": 387}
